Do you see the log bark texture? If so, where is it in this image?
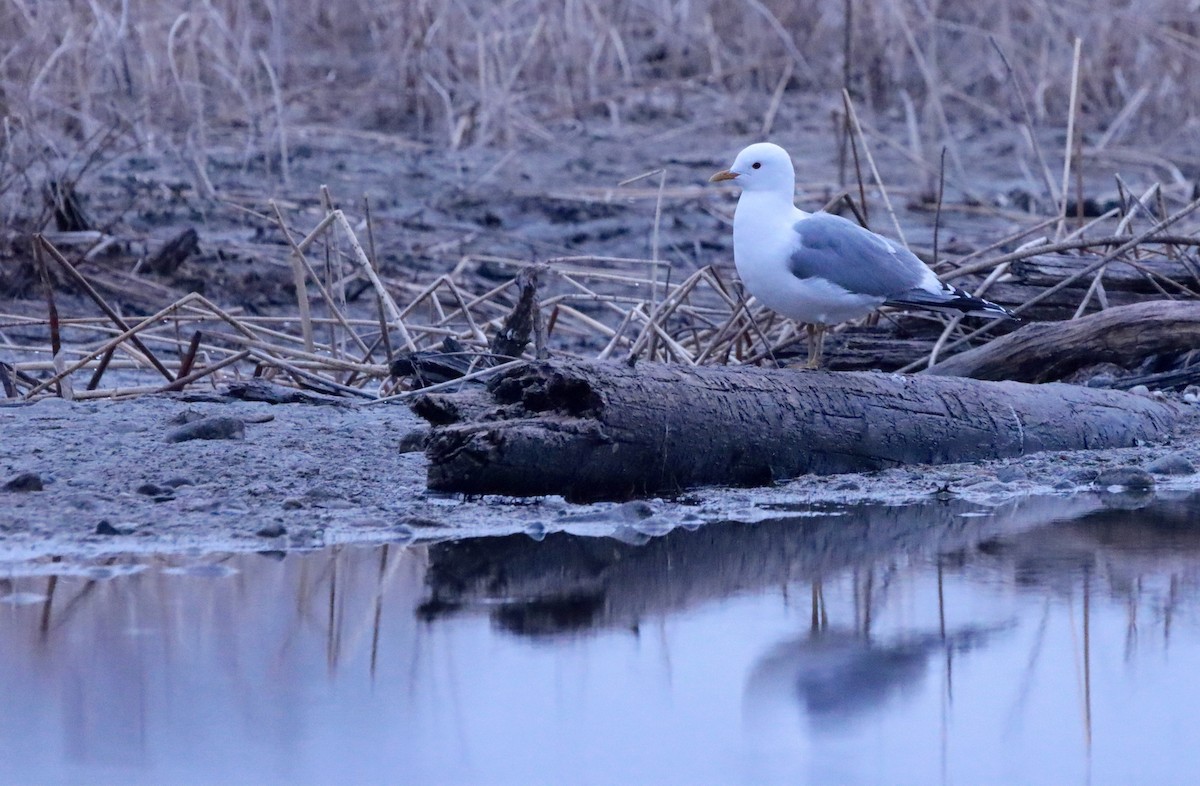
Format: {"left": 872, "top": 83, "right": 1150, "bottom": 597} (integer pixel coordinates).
{"left": 412, "top": 359, "right": 1179, "bottom": 501}
{"left": 925, "top": 300, "right": 1200, "bottom": 382}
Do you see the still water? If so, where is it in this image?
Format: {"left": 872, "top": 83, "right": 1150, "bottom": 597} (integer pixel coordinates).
{"left": 3, "top": 491, "right": 1200, "bottom": 786}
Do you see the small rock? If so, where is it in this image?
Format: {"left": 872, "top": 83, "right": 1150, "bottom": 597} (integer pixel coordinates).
{"left": 833, "top": 480, "right": 860, "bottom": 491}
{"left": 398, "top": 428, "right": 431, "bottom": 453}
{"left": 255, "top": 523, "right": 287, "bottom": 538}
{"left": 167, "top": 409, "right": 207, "bottom": 425}
{"left": 163, "top": 477, "right": 195, "bottom": 488}
{"left": 1145, "top": 454, "right": 1196, "bottom": 476}
{"left": 1052, "top": 479, "right": 1075, "bottom": 491}
{"left": 995, "top": 467, "right": 1028, "bottom": 482}
{"left": 4, "top": 472, "right": 43, "bottom": 492}
{"left": 616, "top": 501, "right": 655, "bottom": 520}
{"left": 1093, "top": 466, "right": 1155, "bottom": 491}
{"left": 1068, "top": 468, "right": 1100, "bottom": 484}
{"left": 95, "top": 520, "right": 128, "bottom": 536}
{"left": 399, "top": 515, "right": 442, "bottom": 528}
{"left": 136, "top": 482, "right": 168, "bottom": 496}
{"left": 281, "top": 497, "right": 305, "bottom": 510}
{"left": 970, "top": 481, "right": 1010, "bottom": 494}
{"left": 1128, "top": 384, "right": 1151, "bottom": 397}
{"left": 165, "top": 416, "right": 246, "bottom": 443}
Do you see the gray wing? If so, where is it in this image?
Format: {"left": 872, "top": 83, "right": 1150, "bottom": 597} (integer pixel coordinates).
{"left": 789, "top": 212, "right": 929, "bottom": 298}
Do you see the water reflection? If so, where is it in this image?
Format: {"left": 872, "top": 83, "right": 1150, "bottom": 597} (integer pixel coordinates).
{"left": 2, "top": 490, "right": 1200, "bottom": 785}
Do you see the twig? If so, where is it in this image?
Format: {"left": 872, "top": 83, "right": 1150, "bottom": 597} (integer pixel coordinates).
{"left": 842, "top": 89, "right": 905, "bottom": 244}
{"left": 36, "top": 235, "right": 175, "bottom": 382}
{"left": 160, "top": 349, "right": 251, "bottom": 392}
{"left": 1058, "top": 37, "right": 1083, "bottom": 238}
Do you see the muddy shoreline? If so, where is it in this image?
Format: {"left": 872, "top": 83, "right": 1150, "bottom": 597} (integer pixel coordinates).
{"left": 4, "top": 107, "right": 1200, "bottom": 565}
{"left": 4, "top": 388, "right": 1200, "bottom": 565}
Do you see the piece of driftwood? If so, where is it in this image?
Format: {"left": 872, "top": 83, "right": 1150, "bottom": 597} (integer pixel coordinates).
{"left": 411, "top": 359, "right": 1178, "bottom": 501}
{"left": 926, "top": 300, "right": 1200, "bottom": 382}
{"left": 489, "top": 264, "right": 548, "bottom": 362}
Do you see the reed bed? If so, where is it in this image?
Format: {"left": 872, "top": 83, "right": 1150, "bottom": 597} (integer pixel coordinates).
{"left": 2, "top": 1, "right": 1199, "bottom": 217}
{"left": 3, "top": 169, "right": 1199, "bottom": 403}
{"left": 3, "top": 1, "right": 1200, "bottom": 400}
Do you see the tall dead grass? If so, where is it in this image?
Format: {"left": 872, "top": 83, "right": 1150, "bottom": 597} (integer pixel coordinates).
{"left": 2, "top": 1, "right": 1198, "bottom": 157}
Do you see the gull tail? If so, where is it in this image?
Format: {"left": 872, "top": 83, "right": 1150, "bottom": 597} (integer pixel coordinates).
{"left": 885, "top": 284, "right": 1018, "bottom": 320}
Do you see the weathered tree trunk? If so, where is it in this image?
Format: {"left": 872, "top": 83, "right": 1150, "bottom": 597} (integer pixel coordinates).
{"left": 925, "top": 300, "right": 1200, "bottom": 382}
{"left": 411, "top": 359, "right": 1179, "bottom": 501}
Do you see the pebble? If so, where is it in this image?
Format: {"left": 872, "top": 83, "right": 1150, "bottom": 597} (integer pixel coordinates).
{"left": 281, "top": 497, "right": 305, "bottom": 510}
{"left": 1093, "top": 466, "right": 1155, "bottom": 491}
{"left": 255, "top": 523, "right": 287, "bottom": 538}
{"left": 616, "top": 500, "right": 655, "bottom": 520}
{"left": 1145, "top": 454, "right": 1196, "bottom": 476}
{"left": 94, "top": 520, "right": 128, "bottom": 536}
{"left": 165, "top": 416, "right": 245, "bottom": 443}
{"left": 1067, "top": 468, "right": 1100, "bottom": 484}
{"left": 399, "top": 515, "right": 442, "bottom": 528}
{"left": 995, "top": 467, "right": 1028, "bottom": 482}
{"left": 167, "top": 409, "right": 207, "bottom": 425}
{"left": 1127, "top": 384, "right": 1151, "bottom": 397}
{"left": 3, "top": 472, "right": 43, "bottom": 492}
{"left": 398, "top": 428, "right": 430, "bottom": 453}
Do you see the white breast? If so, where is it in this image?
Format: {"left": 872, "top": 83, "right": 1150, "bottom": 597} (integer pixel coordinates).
{"left": 732, "top": 194, "right": 884, "bottom": 325}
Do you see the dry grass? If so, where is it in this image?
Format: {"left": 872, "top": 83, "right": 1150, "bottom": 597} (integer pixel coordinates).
{"left": 2, "top": 1, "right": 1199, "bottom": 166}
{"left": 2, "top": 174, "right": 1199, "bottom": 402}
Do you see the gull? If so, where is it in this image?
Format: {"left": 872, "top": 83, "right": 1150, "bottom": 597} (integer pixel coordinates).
{"left": 710, "top": 142, "right": 1015, "bottom": 368}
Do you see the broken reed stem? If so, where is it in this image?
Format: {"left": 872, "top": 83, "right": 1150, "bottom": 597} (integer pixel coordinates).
{"left": 842, "top": 89, "right": 906, "bottom": 245}
{"left": 944, "top": 234, "right": 1200, "bottom": 282}
{"left": 23, "top": 291, "right": 203, "bottom": 399}
{"left": 37, "top": 235, "right": 176, "bottom": 383}
{"left": 363, "top": 194, "right": 393, "bottom": 362}
{"left": 272, "top": 199, "right": 316, "bottom": 352}
{"left": 159, "top": 349, "right": 251, "bottom": 392}
{"left": 368, "top": 359, "right": 526, "bottom": 405}
{"left": 332, "top": 210, "right": 418, "bottom": 352}
{"left": 85, "top": 346, "right": 116, "bottom": 391}
{"left": 176, "top": 330, "right": 203, "bottom": 379}
{"left": 1058, "top": 37, "right": 1084, "bottom": 239}
{"left": 916, "top": 194, "right": 1200, "bottom": 373}
{"left": 247, "top": 349, "right": 377, "bottom": 398}
{"left": 989, "top": 36, "right": 1060, "bottom": 205}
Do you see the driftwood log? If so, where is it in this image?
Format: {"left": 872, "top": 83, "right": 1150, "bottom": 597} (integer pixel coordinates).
{"left": 926, "top": 300, "right": 1200, "bottom": 382}
{"left": 411, "top": 359, "right": 1178, "bottom": 501}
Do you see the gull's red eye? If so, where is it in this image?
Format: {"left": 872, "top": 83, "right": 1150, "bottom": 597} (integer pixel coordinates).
{"left": 751, "top": 162, "right": 762, "bottom": 169}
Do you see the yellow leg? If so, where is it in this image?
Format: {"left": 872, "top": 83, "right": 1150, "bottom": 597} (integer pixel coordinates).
{"left": 804, "top": 324, "right": 825, "bottom": 369}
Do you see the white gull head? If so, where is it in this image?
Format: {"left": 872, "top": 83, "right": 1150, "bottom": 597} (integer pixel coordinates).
{"left": 709, "top": 142, "right": 796, "bottom": 196}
